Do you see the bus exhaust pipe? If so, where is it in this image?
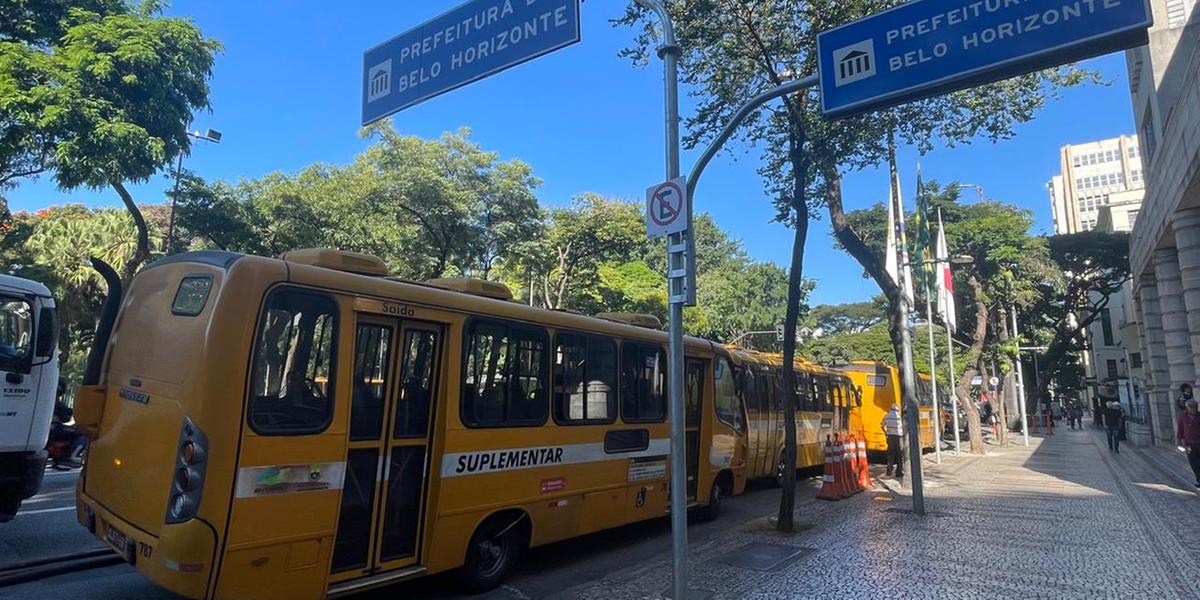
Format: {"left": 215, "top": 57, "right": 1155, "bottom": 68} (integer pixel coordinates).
{"left": 82, "top": 257, "right": 122, "bottom": 386}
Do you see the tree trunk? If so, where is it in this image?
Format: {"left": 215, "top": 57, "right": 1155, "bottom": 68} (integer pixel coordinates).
{"left": 955, "top": 274, "right": 989, "bottom": 454}
{"left": 777, "top": 120, "right": 807, "bottom": 534}
{"left": 110, "top": 179, "right": 150, "bottom": 284}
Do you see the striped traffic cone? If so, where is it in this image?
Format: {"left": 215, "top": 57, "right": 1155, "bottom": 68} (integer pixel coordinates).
{"left": 845, "top": 435, "right": 863, "bottom": 494}
{"left": 833, "top": 434, "right": 853, "bottom": 497}
{"left": 846, "top": 434, "right": 864, "bottom": 494}
{"left": 816, "top": 436, "right": 840, "bottom": 501}
{"left": 857, "top": 435, "right": 872, "bottom": 490}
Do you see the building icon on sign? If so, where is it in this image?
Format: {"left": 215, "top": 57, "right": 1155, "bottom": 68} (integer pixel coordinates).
{"left": 833, "top": 40, "right": 876, "bottom": 87}
{"left": 367, "top": 59, "right": 392, "bottom": 102}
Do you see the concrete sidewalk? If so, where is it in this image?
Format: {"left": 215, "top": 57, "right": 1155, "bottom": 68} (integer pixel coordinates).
{"left": 556, "top": 429, "right": 1200, "bottom": 599}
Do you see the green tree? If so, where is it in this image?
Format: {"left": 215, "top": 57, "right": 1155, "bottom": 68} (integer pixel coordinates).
{"left": 1024, "top": 231, "right": 1131, "bottom": 401}
{"left": 840, "top": 182, "right": 1053, "bottom": 451}
{"left": 2, "top": 205, "right": 158, "bottom": 380}
{"left": 0, "top": 1, "right": 220, "bottom": 280}
{"left": 807, "top": 297, "right": 887, "bottom": 336}
{"left": 619, "top": 0, "right": 1095, "bottom": 523}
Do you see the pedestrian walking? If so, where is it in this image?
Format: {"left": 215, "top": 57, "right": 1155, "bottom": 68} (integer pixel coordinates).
{"left": 1103, "top": 399, "right": 1126, "bottom": 453}
{"left": 1177, "top": 383, "right": 1194, "bottom": 414}
{"left": 882, "top": 405, "right": 904, "bottom": 479}
{"left": 1071, "top": 403, "right": 1084, "bottom": 430}
{"left": 1177, "top": 400, "right": 1200, "bottom": 487}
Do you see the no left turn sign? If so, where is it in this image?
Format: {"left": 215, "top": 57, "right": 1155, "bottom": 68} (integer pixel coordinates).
{"left": 646, "top": 177, "right": 689, "bottom": 239}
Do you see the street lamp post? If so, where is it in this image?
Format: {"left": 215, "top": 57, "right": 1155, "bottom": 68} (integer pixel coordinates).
{"left": 166, "top": 128, "right": 222, "bottom": 255}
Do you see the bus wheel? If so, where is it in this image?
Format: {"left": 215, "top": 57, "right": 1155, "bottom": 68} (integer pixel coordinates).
{"left": 697, "top": 478, "right": 722, "bottom": 522}
{"left": 462, "top": 513, "right": 525, "bottom": 593}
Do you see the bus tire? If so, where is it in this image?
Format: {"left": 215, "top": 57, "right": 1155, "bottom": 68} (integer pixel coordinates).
{"left": 697, "top": 473, "right": 726, "bottom": 522}
{"left": 461, "top": 512, "right": 526, "bottom": 593}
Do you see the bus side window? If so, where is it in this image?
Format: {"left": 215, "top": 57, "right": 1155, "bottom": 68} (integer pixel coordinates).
{"left": 713, "top": 357, "right": 743, "bottom": 432}
{"left": 462, "top": 319, "right": 548, "bottom": 427}
{"left": 248, "top": 288, "right": 338, "bottom": 435}
{"left": 553, "top": 333, "right": 616, "bottom": 424}
{"left": 620, "top": 343, "right": 666, "bottom": 423}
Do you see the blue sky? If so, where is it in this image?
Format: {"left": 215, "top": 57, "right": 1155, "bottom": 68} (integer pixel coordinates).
{"left": 6, "top": 1, "right": 1137, "bottom": 306}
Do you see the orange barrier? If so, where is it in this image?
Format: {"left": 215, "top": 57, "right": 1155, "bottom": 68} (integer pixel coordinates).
{"left": 816, "top": 436, "right": 841, "bottom": 501}
{"left": 856, "top": 435, "right": 872, "bottom": 490}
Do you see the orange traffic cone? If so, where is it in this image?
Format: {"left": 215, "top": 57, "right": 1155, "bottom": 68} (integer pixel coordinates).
{"left": 847, "top": 435, "right": 864, "bottom": 493}
{"left": 857, "top": 435, "right": 872, "bottom": 490}
{"left": 816, "top": 436, "right": 841, "bottom": 501}
{"left": 846, "top": 435, "right": 863, "bottom": 494}
{"left": 833, "top": 434, "right": 852, "bottom": 497}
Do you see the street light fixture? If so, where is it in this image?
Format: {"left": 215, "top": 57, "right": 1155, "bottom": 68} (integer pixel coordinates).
{"left": 166, "top": 128, "right": 222, "bottom": 255}
{"left": 957, "top": 183, "right": 985, "bottom": 204}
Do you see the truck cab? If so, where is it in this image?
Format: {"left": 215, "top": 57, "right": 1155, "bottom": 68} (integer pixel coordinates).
{"left": 0, "top": 274, "right": 59, "bottom": 521}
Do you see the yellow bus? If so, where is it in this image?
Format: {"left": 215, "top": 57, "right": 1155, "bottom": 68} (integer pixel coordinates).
{"left": 724, "top": 348, "right": 855, "bottom": 484}
{"left": 842, "top": 361, "right": 936, "bottom": 454}
{"left": 72, "top": 249, "right": 747, "bottom": 599}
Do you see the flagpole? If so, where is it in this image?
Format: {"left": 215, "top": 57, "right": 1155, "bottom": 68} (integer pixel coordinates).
{"left": 924, "top": 288, "right": 942, "bottom": 465}
{"left": 946, "top": 324, "right": 961, "bottom": 455}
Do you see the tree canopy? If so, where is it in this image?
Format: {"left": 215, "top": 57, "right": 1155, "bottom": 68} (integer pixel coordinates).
{"left": 1, "top": 0, "right": 220, "bottom": 278}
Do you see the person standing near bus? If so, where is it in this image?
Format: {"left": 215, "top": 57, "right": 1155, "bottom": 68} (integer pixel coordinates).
{"left": 882, "top": 405, "right": 904, "bottom": 478}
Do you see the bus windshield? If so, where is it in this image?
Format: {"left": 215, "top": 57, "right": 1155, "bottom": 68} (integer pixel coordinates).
{"left": 0, "top": 298, "right": 32, "bottom": 371}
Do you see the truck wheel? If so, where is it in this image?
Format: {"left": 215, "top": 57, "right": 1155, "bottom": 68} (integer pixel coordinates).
{"left": 461, "top": 514, "right": 525, "bottom": 593}
{"left": 0, "top": 493, "right": 21, "bottom": 522}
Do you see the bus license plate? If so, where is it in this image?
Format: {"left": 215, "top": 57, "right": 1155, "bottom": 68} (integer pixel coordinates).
{"left": 105, "top": 524, "right": 128, "bottom": 555}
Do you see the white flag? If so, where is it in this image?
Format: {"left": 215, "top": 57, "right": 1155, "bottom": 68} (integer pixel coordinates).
{"left": 935, "top": 209, "right": 957, "bottom": 333}
{"left": 889, "top": 170, "right": 915, "bottom": 306}
{"left": 886, "top": 185, "right": 899, "bottom": 291}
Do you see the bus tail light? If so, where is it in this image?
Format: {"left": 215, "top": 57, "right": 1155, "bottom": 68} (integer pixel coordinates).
{"left": 166, "top": 417, "right": 208, "bottom": 524}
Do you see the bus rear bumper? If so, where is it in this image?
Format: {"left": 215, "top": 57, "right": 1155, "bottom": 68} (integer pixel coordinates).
{"left": 77, "top": 492, "right": 216, "bottom": 600}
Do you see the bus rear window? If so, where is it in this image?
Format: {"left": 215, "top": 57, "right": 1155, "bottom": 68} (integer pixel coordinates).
{"left": 248, "top": 288, "right": 338, "bottom": 435}
{"left": 172, "top": 275, "right": 213, "bottom": 316}
{"left": 0, "top": 299, "right": 32, "bottom": 373}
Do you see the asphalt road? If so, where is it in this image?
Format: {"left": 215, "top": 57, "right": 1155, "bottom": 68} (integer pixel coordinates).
{"left": 0, "top": 469, "right": 103, "bottom": 565}
{"left": 0, "top": 470, "right": 809, "bottom": 600}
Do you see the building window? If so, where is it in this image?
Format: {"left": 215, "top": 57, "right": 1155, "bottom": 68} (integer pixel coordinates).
{"left": 1129, "top": 146, "right": 1139, "bottom": 159}
{"left": 1142, "top": 107, "right": 1158, "bottom": 160}
{"left": 1130, "top": 352, "right": 1143, "bottom": 369}
{"left": 1101, "top": 308, "right": 1114, "bottom": 346}
{"left": 1166, "top": 0, "right": 1195, "bottom": 28}
{"left": 1128, "top": 210, "right": 1139, "bottom": 228}
{"left": 1107, "top": 359, "right": 1119, "bottom": 380}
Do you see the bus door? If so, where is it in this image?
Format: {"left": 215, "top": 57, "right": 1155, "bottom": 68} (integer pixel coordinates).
{"left": 684, "top": 359, "right": 705, "bottom": 501}
{"left": 758, "top": 368, "right": 776, "bottom": 478}
{"left": 331, "top": 316, "right": 442, "bottom": 581}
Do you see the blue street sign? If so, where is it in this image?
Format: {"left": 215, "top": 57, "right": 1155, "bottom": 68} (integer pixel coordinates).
{"left": 362, "top": 0, "right": 581, "bottom": 125}
{"left": 818, "top": 0, "right": 1152, "bottom": 118}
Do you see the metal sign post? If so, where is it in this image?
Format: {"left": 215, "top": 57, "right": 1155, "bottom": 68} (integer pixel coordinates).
{"left": 629, "top": 2, "right": 689, "bottom": 598}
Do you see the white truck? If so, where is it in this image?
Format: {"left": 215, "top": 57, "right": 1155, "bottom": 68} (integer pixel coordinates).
{"left": 0, "top": 274, "right": 59, "bottom": 521}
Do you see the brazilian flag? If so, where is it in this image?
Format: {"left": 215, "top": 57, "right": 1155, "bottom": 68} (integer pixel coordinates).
{"left": 912, "top": 171, "right": 935, "bottom": 296}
